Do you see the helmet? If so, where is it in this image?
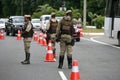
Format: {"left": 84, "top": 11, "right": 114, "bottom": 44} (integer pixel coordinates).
{"left": 66, "top": 10, "right": 72, "bottom": 14}
{"left": 24, "top": 15, "right": 31, "bottom": 21}
{"left": 51, "top": 12, "right": 56, "bottom": 16}
{"left": 72, "top": 18, "right": 77, "bottom": 24}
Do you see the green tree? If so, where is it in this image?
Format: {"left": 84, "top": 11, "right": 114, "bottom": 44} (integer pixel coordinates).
{"left": 71, "top": 8, "right": 81, "bottom": 19}
{"left": 0, "top": 1, "right": 3, "bottom": 17}
{"left": 92, "top": 15, "right": 104, "bottom": 29}
{"left": 56, "top": 10, "right": 65, "bottom": 16}
{"left": 88, "top": 12, "right": 97, "bottom": 25}
{"left": 32, "top": 4, "right": 56, "bottom": 18}
{"left": 87, "top": 0, "right": 106, "bottom": 15}
{"left": 0, "top": 0, "right": 106, "bottom": 20}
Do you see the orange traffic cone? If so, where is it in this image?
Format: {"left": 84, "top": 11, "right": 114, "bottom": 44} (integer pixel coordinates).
{"left": 42, "top": 38, "right": 47, "bottom": 46}
{"left": 79, "top": 28, "right": 84, "bottom": 37}
{"left": 0, "top": 31, "right": 1, "bottom": 40}
{"left": 44, "top": 40, "right": 55, "bottom": 62}
{"left": 43, "top": 32, "right": 47, "bottom": 39}
{"left": 42, "top": 32, "right": 47, "bottom": 46}
{"left": 33, "top": 30, "right": 38, "bottom": 41}
{"left": 70, "top": 60, "right": 80, "bottom": 80}
{"left": 0, "top": 30, "right": 5, "bottom": 40}
{"left": 16, "top": 30, "right": 21, "bottom": 40}
{"left": 38, "top": 31, "right": 43, "bottom": 45}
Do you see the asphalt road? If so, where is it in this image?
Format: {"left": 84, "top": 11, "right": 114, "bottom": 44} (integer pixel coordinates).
{"left": 0, "top": 35, "right": 120, "bottom": 80}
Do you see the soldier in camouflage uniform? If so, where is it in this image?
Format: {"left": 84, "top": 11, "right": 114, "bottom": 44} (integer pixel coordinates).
{"left": 21, "top": 15, "right": 33, "bottom": 64}
{"left": 56, "top": 10, "right": 75, "bottom": 69}
{"left": 46, "top": 12, "right": 58, "bottom": 59}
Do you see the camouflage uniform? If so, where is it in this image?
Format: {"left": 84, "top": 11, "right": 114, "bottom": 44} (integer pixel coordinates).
{"left": 46, "top": 12, "right": 58, "bottom": 58}
{"left": 56, "top": 10, "right": 74, "bottom": 69}
{"left": 23, "top": 22, "right": 33, "bottom": 54}
{"left": 21, "top": 15, "right": 33, "bottom": 64}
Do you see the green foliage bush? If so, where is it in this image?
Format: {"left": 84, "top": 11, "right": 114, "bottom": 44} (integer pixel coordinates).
{"left": 71, "top": 8, "right": 81, "bottom": 19}
{"left": 32, "top": 4, "right": 56, "bottom": 18}
{"left": 92, "top": 15, "right": 104, "bottom": 29}
{"left": 88, "top": 12, "right": 97, "bottom": 25}
{"left": 32, "top": 4, "right": 81, "bottom": 19}
{"left": 32, "top": 12, "right": 40, "bottom": 18}
{"left": 56, "top": 10, "right": 65, "bottom": 16}
{"left": 32, "top": 4, "right": 104, "bottom": 30}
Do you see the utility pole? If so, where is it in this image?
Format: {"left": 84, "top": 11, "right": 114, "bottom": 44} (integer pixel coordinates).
{"left": 83, "top": 0, "right": 87, "bottom": 28}
{"left": 21, "top": 0, "right": 23, "bottom": 16}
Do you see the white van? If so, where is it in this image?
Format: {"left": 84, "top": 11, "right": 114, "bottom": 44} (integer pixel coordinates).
{"left": 40, "top": 15, "right": 51, "bottom": 31}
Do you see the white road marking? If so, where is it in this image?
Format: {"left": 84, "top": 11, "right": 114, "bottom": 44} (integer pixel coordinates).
{"left": 58, "top": 71, "right": 68, "bottom": 80}
{"left": 81, "top": 37, "right": 120, "bottom": 49}
{"left": 58, "top": 37, "right": 119, "bottom": 80}
{"left": 90, "top": 37, "right": 120, "bottom": 49}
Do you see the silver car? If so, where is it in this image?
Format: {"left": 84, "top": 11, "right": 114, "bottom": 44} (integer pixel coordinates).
{"left": 31, "top": 19, "right": 41, "bottom": 30}
{"left": 0, "top": 18, "right": 8, "bottom": 30}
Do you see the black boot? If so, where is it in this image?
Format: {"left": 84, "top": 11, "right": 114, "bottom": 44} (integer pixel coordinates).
{"left": 58, "top": 55, "right": 64, "bottom": 69}
{"left": 21, "top": 53, "right": 30, "bottom": 64}
{"left": 67, "top": 56, "right": 72, "bottom": 69}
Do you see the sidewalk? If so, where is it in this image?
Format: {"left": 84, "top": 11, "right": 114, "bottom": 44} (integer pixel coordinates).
{"left": 82, "top": 32, "right": 119, "bottom": 46}
{"left": 89, "top": 34, "right": 118, "bottom": 45}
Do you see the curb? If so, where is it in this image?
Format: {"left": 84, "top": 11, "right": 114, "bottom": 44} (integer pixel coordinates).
{"left": 84, "top": 33, "right": 104, "bottom": 36}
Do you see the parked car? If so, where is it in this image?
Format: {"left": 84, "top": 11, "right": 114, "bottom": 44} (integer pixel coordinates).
{"left": 5, "top": 16, "right": 24, "bottom": 36}
{"left": 40, "top": 15, "right": 51, "bottom": 31}
{"left": 56, "top": 16, "right": 63, "bottom": 22}
{"left": 31, "top": 18, "right": 41, "bottom": 30}
{"left": 73, "top": 24, "right": 81, "bottom": 42}
{"left": 0, "top": 18, "right": 8, "bottom": 30}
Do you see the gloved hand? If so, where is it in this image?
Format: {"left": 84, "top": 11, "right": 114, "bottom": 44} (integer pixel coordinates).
{"left": 21, "top": 31, "right": 27, "bottom": 37}
{"left": 71, "top": 38, "right": 75, "bottom": 46}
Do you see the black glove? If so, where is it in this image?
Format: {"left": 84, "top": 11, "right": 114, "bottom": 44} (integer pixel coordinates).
{"left": 56, "top": 34, "right": 61, "bottom": 42}
{"left": 71, "top": 38, "right": 75, "bottom": 46}
{"left": 21, "top": 31, "right": 27, "bottom": 37}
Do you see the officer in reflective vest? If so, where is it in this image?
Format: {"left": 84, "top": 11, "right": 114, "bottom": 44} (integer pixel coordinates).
{"left": 21, "top": 15, "right": 33, "bottom": 64}
{"left": 56, "top": 10, "right": 75, "bottom": 69}
{"left": 46, "top": 12, "right": 58, "bottom": 59}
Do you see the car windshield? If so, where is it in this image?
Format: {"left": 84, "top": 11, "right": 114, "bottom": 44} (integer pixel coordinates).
{"left": 0, "top": 20, "right": 4, "bottom": 23}
{"left": 32, "top": 19, "right": 40, "bottom": 23}
{"left": 13, "top": 18, "right": 24, "bottom": 23}
{"left": 45, "top": 17, "right": 50, "bottom": 20}
{"left": 0, "top": 19, "right": 8, "bottom": 23}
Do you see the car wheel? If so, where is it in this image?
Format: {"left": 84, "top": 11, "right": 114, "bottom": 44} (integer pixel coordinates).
{"left": 118, "top": 33, "right": 120, "bottom": 46}
{"left": 76, "top": 38, "right": 80, "bottom": 42}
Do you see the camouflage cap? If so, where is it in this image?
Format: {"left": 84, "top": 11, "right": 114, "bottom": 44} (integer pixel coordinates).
{"left": 66, "top": 10, "right": 72, "bottom": 14}
{"left": 72, "top": 18, "right": 77, "bottom": 24}
{"left": 24, "top": 15, "right": 31, "bottom": 18}
{"left": 51, "top": 12, "right": 56, "bottom": 16}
